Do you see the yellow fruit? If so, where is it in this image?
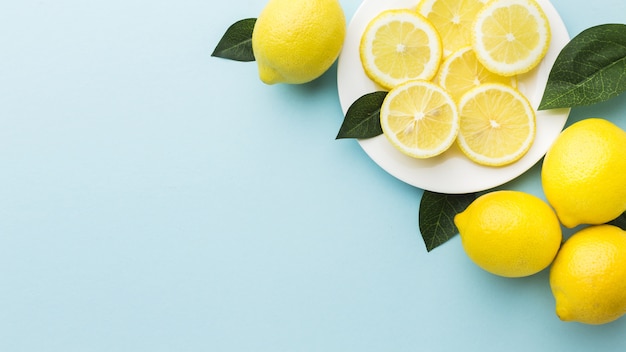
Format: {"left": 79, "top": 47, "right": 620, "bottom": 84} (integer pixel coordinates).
{"left": 360, "top": 9, "right": 442, "bottom": 90}
{"left": 438, "top": 46, "right": 516, "bottom": 102}
{"left": 457, "top": 83, "right": 535, "bottom": 166}
{"left": 454, "top": 190, "right": 562, "bottom": 278}
{"left": 541, "top": 118, "right": 626, "bottom": 228}
{"left": 550, "top": 225, "right": 626, "bottom": 325}
{"left": 380, "top": 80, "right": 458, "bottom": 158}
{"left": 252, "top": 0, "right": 346, "bottom": 84}
{"left": 417, "top": 0, "right": 487, "bottom": 57}
{"left": 471, "top": 0, "right": 551, "bottom": 76}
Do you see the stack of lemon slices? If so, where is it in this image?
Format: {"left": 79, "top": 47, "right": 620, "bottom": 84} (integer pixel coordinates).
{"left": 359, "top": 0, "right": 551, "bottom": 166}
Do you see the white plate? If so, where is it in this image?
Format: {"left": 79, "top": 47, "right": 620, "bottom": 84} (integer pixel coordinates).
{"left": 337, "top": 0, "right": 571, "bottom": 194}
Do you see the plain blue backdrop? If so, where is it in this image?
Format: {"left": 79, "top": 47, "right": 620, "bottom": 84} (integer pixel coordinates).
{"left": 1, "top": 0, "right": 626, "bottom": 351}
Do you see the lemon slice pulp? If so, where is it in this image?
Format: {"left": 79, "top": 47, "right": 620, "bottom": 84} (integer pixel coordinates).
{"left": 471, "top": 0, "right": 551, "bottom": 76}
{"left": 380, "top": 80, "right": 459, "bottom": 159}
{"left": 417, "top": 0, "right": 487, "bottom": 57}
{"left": 438, "top": 46, "right": 517, "bottom": 103}
{"left": 360, "top": 9, "right": 442, "bottom": 90}
{"left": 457, "top": 83, "right": 536, "bottom": 166}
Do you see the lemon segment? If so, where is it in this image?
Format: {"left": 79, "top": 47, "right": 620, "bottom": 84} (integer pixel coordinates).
{"left": 550, "top": 225, "right": 626, "bottom": 325}
{"left": 438, "top": 46, "right": 517, "bottom": 102}
{"left": 471, "top": 0, "right": 551, "bottom": 76}
{"left": 457, "top": 83, "right": 535, "bottom": 166}
{"left": 380, "top": 80, "right": 459, "bottom": 159}
{"left": 360, "top": 9, "right": 442, "bottom": 90}
{"left": 417, "top": 0, "right": 487, "bottom": 57}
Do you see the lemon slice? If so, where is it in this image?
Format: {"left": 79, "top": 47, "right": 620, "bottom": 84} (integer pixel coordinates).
{"left": 380, "top": 80, "right": 459, "bottom": 159}
{"left": 360, "top": 9, "right": 442, "bottom": 90}
{"left": 438, "top": 46, "right": 517, "bottom": 102}
{"left": 457, "top": 83, "right": 535, "bottom": 166}
{"left": 417, "top": 0, "right": 487, "bottom": 57}
{"left": 471, "top": 0, "right": 551, "bottom": 76}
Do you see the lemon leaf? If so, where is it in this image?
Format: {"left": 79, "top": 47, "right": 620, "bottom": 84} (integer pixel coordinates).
{"left": 608, "top": 212, "right": 626, "bottom": 231}
{"left": 336, "top": 91, "right": 387, "bottom": 139}
{"left": 212, "top": 18, "right": 256, "bottom": 62}
{"left": 539, "top": 24, "right": 626, "bottom": 110}
{"left": 419, "top": 191, "right": 476, "bottom": 252}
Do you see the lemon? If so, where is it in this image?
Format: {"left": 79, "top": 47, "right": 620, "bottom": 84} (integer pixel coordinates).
{"left": 454, "top": 190, "right": 562, "bottom": 278}
{"left": 417, "top": 0, "right": 487, "bottom": 57}
{"left": 471, "top": 0, "right": 551, "bottom": 76}
{"left": 457, "top": 83, "right": 535, "bottom": 166}
{"left": 251, "top": 0, "right": 346, "bottom": 84}
{"left": 359, "top": 9, "right": 442, "bottom": 90}
{"left": 380, "top": 80, "right": 458, "bottom": 158}
{"left": 541, "top": 118, "right": 626, "bottom": 228}
{"left": 550, "top": 225, "right": 626, "bottom": 325}
{"left": 438, "top": 46, "right": 517, "bottom": 102}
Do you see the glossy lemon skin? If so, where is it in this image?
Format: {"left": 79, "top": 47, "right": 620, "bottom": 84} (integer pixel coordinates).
{"left": 454, "top": 190, "right": 562, "bottom": 278}
{"left": 550, "top": 225, "right": 626, "bottom": 325}
{"left": 251, "top": 0, "right": 346, "bottom": 85}
{"left": 541, "top": 118, "right": 626, "bottom": 228}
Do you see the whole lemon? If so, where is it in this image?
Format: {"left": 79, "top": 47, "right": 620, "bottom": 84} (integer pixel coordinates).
{"left": 541, "top": 118, "right": 626, "bottom": 228}
{"left": 550, "top": 224, "right": 626, "bottom": 325}
{"left": 454, "top": 190, "right": 562, "bottom": 278}
{"left": 251, "top": 0, "right": 346, "bottom": 84}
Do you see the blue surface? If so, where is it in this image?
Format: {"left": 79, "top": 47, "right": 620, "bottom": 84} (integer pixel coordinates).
{"left": 1, "top": 0, "right": 626, "bottom": 351}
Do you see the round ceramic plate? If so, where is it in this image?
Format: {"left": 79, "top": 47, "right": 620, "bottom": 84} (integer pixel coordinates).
{"left": 337, "top": 0, "right": 571, "bottom": 194}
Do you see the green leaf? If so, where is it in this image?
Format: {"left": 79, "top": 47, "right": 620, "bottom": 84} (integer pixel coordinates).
{"left": 212, "top": 18, "right": 256, "bottom": 62}
{"left": 608, "top": 212, "right": 626, "bottom": 231}
{"left": 336, "top": 91, "right": 387, "bottom": 139}
{"left": 419, "top": 191, "right": 476, "bottom": 252}
{"left": 538, "top": 23, "right": 626, "bottom": 110}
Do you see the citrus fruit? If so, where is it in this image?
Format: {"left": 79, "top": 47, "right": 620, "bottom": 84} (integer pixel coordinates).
{"left": 454, "top": 190, "right": 562, "bottom": 278}
{"left": 438, "top": 46, "right": 517, "bottom": 102}
{"left": 359, "top": 9, "right": 442, "bottom": 90}
{"left": 471, "top": 0, "right": 551, "bottom": 76}
{"left": 380, "top": 80, "right": 458, "bottom": 159}
{"left": 251, "top": 0, "right": 346, "bottom": 84}
{"left": 550, "top": 225, "right": 626, "bottom": 325}
{"left": 541, "top": 118, "right": 626, "bottom": 228}
{"left": 456, "top": 83, "right": 535, "bottom": 166}
{"left": 417, "top": 0, "right": 487, "bottom": 57}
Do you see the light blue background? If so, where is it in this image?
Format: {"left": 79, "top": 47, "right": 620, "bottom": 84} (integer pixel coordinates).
{"left": 1, "top": 0, "right": 626, "bottom": 351}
